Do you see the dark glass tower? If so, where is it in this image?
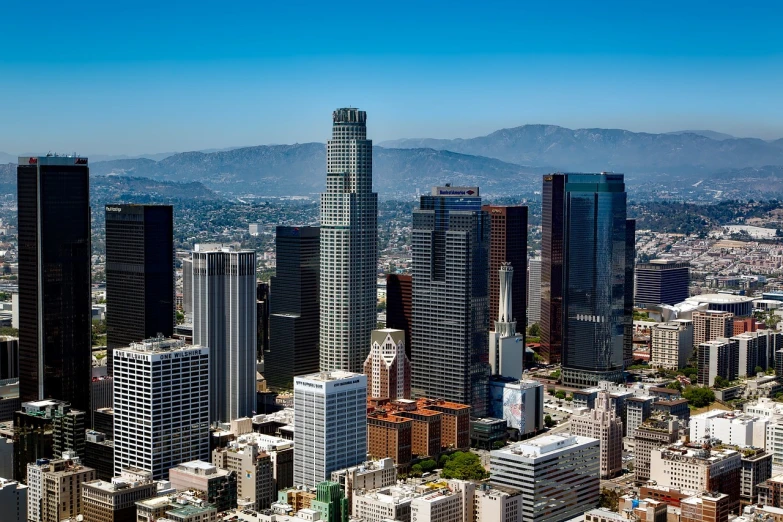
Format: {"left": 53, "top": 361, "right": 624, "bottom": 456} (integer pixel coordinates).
{"left": 105, "top": 204, "right": 174, "bottom": 374}
{"left": 559, "top": 173, "right": 629, "bottom": 388}
{"left": 266, "top": 226, "right": 320, "bottom": 390}
{"left": 482, "top": 205, "right": 528, "bottom": 330}
{"left": 411, "top": 186, "right": 490, "bottom": 415}
{"left": 624, "top": 219, "right": 636, "bottom": 369}
{"left": 635, "top": 260, "right": 690, "bottom": 307}
{"left": 386, "top": 274, "right": 412, "bottom": 359}
{"left": 541, "top": 175, "right": 565, "bottom": 364}
{"left": 17, "top": 156, "right": 91, "bottom": 413}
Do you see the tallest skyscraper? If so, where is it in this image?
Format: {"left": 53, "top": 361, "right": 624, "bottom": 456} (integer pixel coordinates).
{"left": 320, "top": 108, "right": 378, "bottom": 372}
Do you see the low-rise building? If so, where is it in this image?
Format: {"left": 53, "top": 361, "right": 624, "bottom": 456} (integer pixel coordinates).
{"left": 352, "top": 483, "right": 415, "bottom": 522}
{"left": 410, "top": 487, "right": 463, "bottom": 522}
{"left": 168, "top": 460, "right": 238, "bottom": 512}
{"left": 739, "top": 447, "right": 772, "bottom": 504}
{"left": 331, "top": 458, "right": 396, "bottom": 515}
{"left": 135, "top": 491, "right": 218, "bottom": 522}
{"left": 689, "top": 410, "right": 767, "bottom": 447}
{"left": 38, "top": 455, "right": 96, "bottom": 522}
{"left": 635, "top": 413, "right": 680, "bottom": 483}
{"left": 366, "top": 409, "right": 413, "bottom": 466}
{"left": 82, "top": 469, "right": 157, "bottom": 522}
{"left": 679, "top": 491, "right": 730, "bottom": 522}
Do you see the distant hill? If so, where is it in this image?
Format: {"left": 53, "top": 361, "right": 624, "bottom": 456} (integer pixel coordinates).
{"left": 89, "top": 144, "right": 545, "bottom": 197}
{"left": 379, "top": 124, "right": 783, "bottom": 173}
{"left": 665, "top": 130, "right": 736, "bottom": 141}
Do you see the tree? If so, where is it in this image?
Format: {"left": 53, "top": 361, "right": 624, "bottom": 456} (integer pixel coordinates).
{"left": 527, "top": 323, "right": 540, "bottom": 337}
{"left": 554, "top": 390, "right": 566, "bottom": 400}
{"left": 410, "top": 464, "right": 423, "bottom": 477}
{"left": 599, "top": 488, "right": 621, "bottom": 511}
{"left": 493, "top": 441, "right": 506, "bottom": 450}
{"left": 683, "top": 386, "right": 715, "bottom": 408}
{"left": 440, "top": 451, "right": 488, "bottom": 480}
{"left": 681, "top": 367, "right": 698, "bottom": 378}
{"left": 565, "top": 395, "right": 573, "bottom": 402}
{"left": 420, "top": 459, "right": 437, "bottom": 473}
{"left": 438, "top": 454, "right": 449, "bottom": 468}
{"left": 176, "top": 310, "right": 185, "bottom": 324}
{"left": 755, "top": 366, "right": 764, "bottom": 375}
{"left": 713, "top": 376, "right": 730, "bottom": 389}
{"left": 544, "top": 414, "right": 555, "bottom": 428}
{"left": 669, "top": 380, "right": 683, "bottom": 392}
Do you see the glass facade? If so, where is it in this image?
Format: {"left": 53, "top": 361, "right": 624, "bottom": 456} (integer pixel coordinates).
{"left": 541, "top": 175, "right": 565, "bottom": 364}
{"left": 18, "top": 159, "right": 92, "bottom": 413}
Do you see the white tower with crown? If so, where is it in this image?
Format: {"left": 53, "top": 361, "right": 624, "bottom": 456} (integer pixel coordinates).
{"left": 489, "top": 263, "right": 525, "bottom": 379}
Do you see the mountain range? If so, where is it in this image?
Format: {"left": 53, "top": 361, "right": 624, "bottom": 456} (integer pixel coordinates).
{"left": 2, "top": 124, "right": 783, "bottom": 197}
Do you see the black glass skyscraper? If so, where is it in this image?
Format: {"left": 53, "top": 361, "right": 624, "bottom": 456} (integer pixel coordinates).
{"left": 541, "top": 175, "right": 565, "bottom": 364}
{"left": 105, "top": 204, "right": 174, "bottom": 374}
{"left": 17, "top": 156, "right": 92, "bottom": 413}
{"left": 555, "top": 173, "right": 630, "bottom": 388}
{"left": 411, "top": 186, "right": 490, "bottom": 415}
{"left": 266, "top": 226, "right": 320, "bottom": 390}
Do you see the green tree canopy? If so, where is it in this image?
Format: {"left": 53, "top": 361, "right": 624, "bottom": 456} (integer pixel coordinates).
{"left": 544, "top": 414, "right": 555, "bottom": 428}
{"left": 684, "top": 386, "right": 715, "bottom": 408}
{"left": 440, "top": 451, "right": 488, "bottom": 480}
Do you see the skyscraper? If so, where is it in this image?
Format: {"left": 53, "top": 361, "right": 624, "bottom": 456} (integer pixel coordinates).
{"left": 113, "top": 338, "right": 210, "bottom": 479}
{"left": 544, "top": 173, "right": 630, "bottom": 388}
{"left": 624, "top": 219, "right": 636, "bottom": 369}
{"left": 489, "top": 265, "right": 524, "bottom": 380}
{"left": 293, "top": 371, "right": 367, "bottom": 487}
{"left": 105, "top": 204, "right": 174, "bottom": 375}
{"left": 527, "top": 257, "right": 541, "bottom": 326}
{"left": 363, "top": 328, "right": 411, "bottom": 400}
{"left": 540, "top": 174, "right": 565, "bottom": 364}
{"left": 319, "top": 108, "right": 378, "bottom": 373}
{"left": 411, "top": 186, "right": 490, "bottom": 416}
{"left": 17, "top": 156, "right": 91, "bottom": 413}
{"left": 635, "top": 259, "right": 690, "bottom": 307}
{"left": 385, "top": 274, "right": 412, "bottom": 359}
{"left": 267, "top": 226, "right": 320, "bottom": 390}
{"left": 482, "top": 205, "right": 527, "bottom": 330}
{"left": 192, "top": 246, "right": 257, "bottom": 423}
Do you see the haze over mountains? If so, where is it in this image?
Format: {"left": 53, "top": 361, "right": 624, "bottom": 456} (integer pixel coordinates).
{"left": 2, "top": 124, "right": 783, "bottom": 197}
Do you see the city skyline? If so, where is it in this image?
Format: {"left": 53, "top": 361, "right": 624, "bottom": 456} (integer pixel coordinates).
{"left": 0, "top": 2, "right": 781, "bottom": 155}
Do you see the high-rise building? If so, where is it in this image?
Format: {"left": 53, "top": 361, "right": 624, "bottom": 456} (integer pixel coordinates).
{"left": 29, "top": 455, "right": 96, "bottom": 522}
{"left": 482, "top": 205, "right": 527, "bottom": 330}
{"left": 182, "top": 258, "right": 193, "bottom": 315}
{"left": 697, "top": 338, "right": 739, "bottom": 386}
{"left": 363, "top": 329, "right": 411, "bottom": 400}
{"left": 113, "top": 338, "right": 210, "bottom": 479}
{"left": 489, "top": 265, "right": 525, "bottom": 380}
{"left": 83, "top": 431, "right": 114, "bottom": 481}
{"left": 692, "top": 311, "right": 734, "bottom": 347}
{"left": 540, "top": 174, "right": 565, "bottom": 364}
{"left": 570, "top": 391, "right": 624, "bottom": 479}
{"left": 490, "top": 434, "right": 600, "bottom": 522}
{"left": 634, "top": 413, "right": 680, "bottom": 483}
{"left": 366, "top": 411, "right": 413, "bottom": 466}
{"left": 169, "top": 460, "right": 238, "bottom": 512}
{"left": 0, "top": 478, "right": 27, "bottom": 522}
{"left": 267, "top": 226, "right": 320, "bottom": 390}
{"left": 624, "top": 219, "right": 636, "bottom": 369}
{"left": 256, "top": 282, "right": 270, "bottom": 362}
{"left": 527, "top": 257, "right": 541, "bottom": 326}
{"left": 319, "top": 108, "right": 378, "bottom": 373}
{"left": 293, "top": 371, "right": 367, "bottom": 487}
{"left": 105, "top": 204, "right": 174, "bottom": 375}
{"left": 192, "top": 245, "right": 257, "bottom": 423}
{"left": 17, "top": 156, "right": 91, "bottom": 413}
{"left": 488, "top": 378, "right": 544, "bottom": 436}
{"left": 385, "top": 274, "right": 412, "bottom": 359}
{"left": 0, "top": 337, "right": 18, "bottom": 380}
{"left": 545, "top": 173, "right": 630, "bottom": 388}
{"left": 651, "top": 320, "right": 694, "bottom": 370}
{"left": 411, "top": 186, "right": 490, "bottom": 416}
{"left": 81, "top": 469, "right": 157, "bottom": 522}
{"left": 635, "top": 259, "right": 690, "bottom": 307}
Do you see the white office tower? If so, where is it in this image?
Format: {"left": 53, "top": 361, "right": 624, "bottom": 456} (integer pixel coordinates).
{"left": 319, "top": 108, "right": 378, "bottom": 373}
{"left": 490, "top": 434, "right": 600, "bottom": 522}
{"left": 113, "top": 338, "right": 210, "bottom": 479}
{"left": 192, "top": 245, "right": 257, "bottom": 423}
{"left": 489, "top": 264, "right": 524, "bottom": 380}
{"left": 527, "top": 257, "right": 541, "bottom": 325}
{"left": 293, "top": 371, "right": 367, "bottom": 487}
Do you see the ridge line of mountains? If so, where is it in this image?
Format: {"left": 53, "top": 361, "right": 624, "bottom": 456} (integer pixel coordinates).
{"left": 2, "top": 124, "right": 783, "bottom": 198}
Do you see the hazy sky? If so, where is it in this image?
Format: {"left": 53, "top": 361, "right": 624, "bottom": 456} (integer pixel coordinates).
{"left": 1, "top": 1, "right": 782, "bottom": 155}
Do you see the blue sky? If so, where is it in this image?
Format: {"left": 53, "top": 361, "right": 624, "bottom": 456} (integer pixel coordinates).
{"left": 1, "top": 0, "right": 781, "bottom": 155}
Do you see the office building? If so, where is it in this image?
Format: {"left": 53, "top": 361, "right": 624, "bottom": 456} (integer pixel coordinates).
{"left": 489, "top": 265, "right": 525, "bottom": 380}
{"left": 635, "top": 260, "right": 690, "bottom": 308}
{"left": 527, "top": 257, "right": 541, "bottom": 326}
{"left": 135, "top": 492, "right": 218, "bottom": 522}
{"left": 0, "top": 337, "right": 18, "bottom": 380}
{"left": 386, "top": 274, "right": 412, "bottom": 358}
{"left": 739, "top": 447, "right": 771, "bottom": 504}
{"left": 351, "top": 483, "right": 415, "bottom": 522}
{"left": 650, "top": 320, "right": 694, "bottom": 370}
{"left": 542, "top": 174, "right": 631, "bottom": 387}
{"left": 488, "top": 377, "right": 544, "bottom": 437}
{"left": 84, "top": 431, "right": 113, "bottom": 481}
{"left": 267, "top": 226, "right": 320, "bottom": 390}
{"left": 113, "top": 338, "right": 210, "bottom": 479}
{"left": 634, "top": 413, "right": 680, "bottom": 483}
{"left": 105, "top": 204, "right": 174, "bottom": 375}
{"left": 29, "top": 456, "right": 96, "bottom": 522}
{"left": 309, "top": 481, "right": 349, "bottom": 522}
{"left": 482, "top": 205, "right": 527, "bottom": 330}
{"left": 697, "top": 338, "right": 739, "bottom": 386}
{"left": 331, "top": 458, "right": 396, "bottom": 513}
{"left": 649, "top": 442, "right": 740, "bottom": 512}
{"left": 192, "top": 245, "right": 257, "bottom": 423}
{"left": 182, "top": 258, "right": 193, "bottom": 315}
{"left": 17, "top": 156, "right": 91, "bottom": 413}
{"left": 366, "top": 409, "right": 413, "bottom": 466}
{"left": 293, "top": 371, "right": 367, "bottom": 487}
{"left": 624, "top": 219, "right": 635, "bottom": 369}
{"left": 363, "top": 329, "right": 411, "bottom": 400}
{"left": 540, "top": 174, "right": 565, "bottom": 364}
{"left": 411, "top": 186, "right": 490, "bottom": 415}
{"left": 212, "top": 433, "right": 293, "bottom": 510}
{"left": 626, "top": 396, "right": 656, "bottom": 438}
{"left": 81, "top": 469, "right": 157, "bottom": 522}
{"left": 490, "top": 433, "right": 600, "bottom": 522}
{"left": 570, "top": 391, "right": 624, "bottom": 479}
{"left": 689, "top": 410, "right": 767, "bottom": 447}
{"left": 692, "top": 311, "right": 734, "bottom": 347}
{"left": 733, "top": 329, "right": 783, "bottom": 378}
{"left": 680, "top": 492, "right": 731, "bottom": 522}
{"left": 12, "top": 399, "right": 84, "bottom": 482}
{"left": 319, "top": 108, "right": 378, "bottom": 373}
{"left": 410, "top": 487, "right": 464, "bottom": 522}
{"left": 169, "top": 460, "right": 237, "bottom": 512}
{"left": 0, "top": 478, "right": 26, "bottom": 522}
